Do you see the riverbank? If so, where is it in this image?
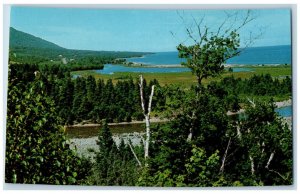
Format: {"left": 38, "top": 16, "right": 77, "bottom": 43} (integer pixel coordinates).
{"left": 68, "top": 99, "right": 292, "bottom": 130}
{"left": 69, "top": 117, "right": 169, "bottom": 128}
{"left": 69, "top": 132, "right": 144, "bottom": 158}
{"left": 69, "top": 99, "right": 292, "bottom": 157}
{"left": 276, "top": 99, "right": 292, "bottom": 108}
{"left": 227, "top": 99, "right": 292, "bottom": 116}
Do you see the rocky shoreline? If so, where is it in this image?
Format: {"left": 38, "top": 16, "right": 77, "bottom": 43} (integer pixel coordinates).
{"left": 69, "top": 132, "right": 144, "bottom": 158}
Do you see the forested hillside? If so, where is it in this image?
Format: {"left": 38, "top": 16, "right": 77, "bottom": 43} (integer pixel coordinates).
{"left": 9, "top": 27, "right": 150, "bottom": 65}
{"left": 10, "top": 27, "right": 65, "bottom": 50}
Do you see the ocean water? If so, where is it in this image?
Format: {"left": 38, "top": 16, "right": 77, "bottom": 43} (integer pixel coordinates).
{"left": 126, "top": 45, "right": 291, "bottom": 65}
{"left": 89, "top": 45, "right": 290, "bottom": 74}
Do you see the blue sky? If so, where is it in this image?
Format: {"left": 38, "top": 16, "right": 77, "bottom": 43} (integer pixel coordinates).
{"left": 10, "top": 7, "right": 291, "bottom": 52}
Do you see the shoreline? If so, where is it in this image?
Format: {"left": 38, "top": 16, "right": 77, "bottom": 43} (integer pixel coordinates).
{"left": 227, "top": 99, "right": 292, "bottom": 116}
{"left": 69, "top": 99, "right": 292, "bottom": 156}
{"left": 123, "top": 62, "right": 288, "bottom": 68}
{"left": 67, "top": 117, "right": 169, "bottom": 129}
{"left": 276, "top": 99, "right": 292, "bottom": 108}
{"left": 67, "top": 99, "right": 292, "bottom": 129}
{"left": 121, "top": 62, "right": 284, "bottom": 68}
{"left": 124, "top": 62, "right": 185, "bottom": 68}
{"left": 69, "top": 132, "right": 144, "bottom": 158}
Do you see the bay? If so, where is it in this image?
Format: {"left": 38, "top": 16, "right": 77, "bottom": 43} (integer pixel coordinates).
{"left": 126, "top": 45, "right": 291, "bottom": 65}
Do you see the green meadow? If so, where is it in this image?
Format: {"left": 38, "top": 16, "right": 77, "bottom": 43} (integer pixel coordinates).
{"left": 71, "top": 64, "right": 292, "bottom": 87}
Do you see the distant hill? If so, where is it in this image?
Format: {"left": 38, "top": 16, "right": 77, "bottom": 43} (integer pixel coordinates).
{"left": 9, "top": 27, "right": 65, "bottom": 50}
{"left": 9, "top": 27, "right": 150, "bottom": 62}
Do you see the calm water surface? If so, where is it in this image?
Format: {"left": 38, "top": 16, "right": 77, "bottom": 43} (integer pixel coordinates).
{"left": 93, "top": 64, "right": 253, "bottom": 74}
{"left": 126, "top": 45, "right": 291, "bottom": 65}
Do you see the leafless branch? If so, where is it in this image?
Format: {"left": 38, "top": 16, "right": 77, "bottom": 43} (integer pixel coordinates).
{"left": 265, "top": 151, "right": 275, "bottom": 169}
{"left": 186, "top": 28, "right": 198, "bottom": 44}
{"left": 268, "top": 169, "right": 290, "bottom": 181}
{"left": 128, "top": 139, "right": 142, "bottom": 167}
{"left": 147, "top": 85, "right": 155, "bottom": 117}
{"left": 191, "top": 14, "right": 205, "bottom": 41}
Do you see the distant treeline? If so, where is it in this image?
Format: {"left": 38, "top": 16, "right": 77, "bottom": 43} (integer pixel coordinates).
{"left": 9, "top": 51, "right": 139, "bottom": 72}
{"left": 10, "top": 47, "right": 148, "bottom": 61}
{"left": 208, "top": 74, "right": 291, "bottom": 103}
{"left": 9, "top": 63, "right": 292, "bottom": 126}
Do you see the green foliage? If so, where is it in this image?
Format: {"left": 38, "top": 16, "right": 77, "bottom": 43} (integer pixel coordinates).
{"left": 239, "top": 101, "right": 293, "bottom": 185}
{"left": 177, "top": 30, "right": 240, "bottom": 86}
{"left": 5, "top": 79, "right": 90, "bottom": 184}
{"left": 219, "top": 74, "right": 292, "bottom": 98}
{"left": 88, "top": 121, "right": 141, "bottom": 185}
{"left": 185, "top": 146, "right": 220, "bottom": 186}
{"left": 140, "top": 82, "right": 292, "bottom": 186}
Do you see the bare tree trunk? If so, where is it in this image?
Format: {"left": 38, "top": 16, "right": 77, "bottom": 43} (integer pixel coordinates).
{"left": 187, "top": 111, "right": 196, "bottom": 142}
{"left": 220, "top": 137, "right": 232, "bottom": 173}
{"left": 237, "top": 125, "right": 242, "bottom": 140}
{"left": 138, "top": 75, "right": 155, "bottom": 164}
{"left": 187, "top": 129, "right": 193, "bottom": 142}
{"left": 249, "top": 155, "right": 255, "bottom": 175}
{"left": 144, "top": 115, "right": 150, "bottom": 160}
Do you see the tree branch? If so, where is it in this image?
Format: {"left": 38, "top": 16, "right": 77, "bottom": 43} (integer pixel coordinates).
{"left": 147, "top": 85, "right": 155, "bottom": 117}
{"left": 268, "top": 169, "right": 290, "bottom": 181}
{"left": 128, "top": 139, "right": 142, "bottom": 167}
{"left": 191, "top": 14, "right": 205, "bottom": 42}
{"left": 247, "top": 97, "right": 256, "bottom": 107}
{"left": 265, "top": 151, "right": 275, "bottom": 169}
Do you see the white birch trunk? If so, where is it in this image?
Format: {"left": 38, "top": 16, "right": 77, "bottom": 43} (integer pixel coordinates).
{"left": 265, "top": 152, "right": 275, "bottom": 169}
{"left": 249, "top": 155, "right": 255, "bottom": 175}
{"left": 144, "top": 115, "right": 150, "bottom": 160}
{"left": 220, "top": 137, "right": 232, "bottom": 173}
{"left": 138, "top": 75, "right": 155, "bottom": 164}
{"left": 187, "top": 111, "right": 196, "bottom": 142}
{"left": 237, "top": 126, "right": 242, "bottom": 140}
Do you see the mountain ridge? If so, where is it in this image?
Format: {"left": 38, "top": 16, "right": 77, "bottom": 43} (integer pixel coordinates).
{"left": 8, "top": 27, "right": 150, "bottom": 62}
{"left": 9, "top": 27, "right": 65, "bottom": 50}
